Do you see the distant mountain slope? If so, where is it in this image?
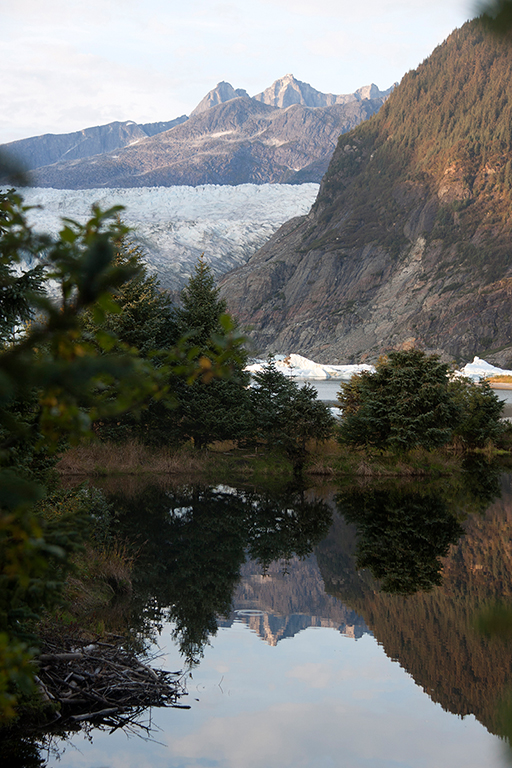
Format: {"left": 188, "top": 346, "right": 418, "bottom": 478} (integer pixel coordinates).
{"left": 219, "top": 20, "right": 512, "bottom": 367}
{"left": 3, "top": 117, "right": 188, "bottom": 171}
{"left": 1, "top": 75, "right": 392, "bottom": 189}
{"left": 26, "top": 96, "right": 386, "bottom": 189}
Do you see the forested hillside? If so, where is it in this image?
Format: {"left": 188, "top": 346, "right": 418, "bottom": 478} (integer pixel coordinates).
{"left": 220, "top": 19, "right": 512, "bottom": 366}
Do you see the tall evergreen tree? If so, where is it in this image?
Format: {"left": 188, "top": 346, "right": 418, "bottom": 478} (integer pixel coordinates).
{"left": 172, "top": 256, "right": 250, "bottom": 449}
{"left": 250, "top": 357, "right": 335, "bottom": 475}
{"left": 175, "top": 254, "right": 227, "bottom": 350}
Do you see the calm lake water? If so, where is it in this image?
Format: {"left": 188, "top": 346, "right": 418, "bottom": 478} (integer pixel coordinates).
{"left": 22, "top": 468, "right": 512, "bottom": 768}
{"left": 305, "top": 378, "right": 512, "bottom": 407}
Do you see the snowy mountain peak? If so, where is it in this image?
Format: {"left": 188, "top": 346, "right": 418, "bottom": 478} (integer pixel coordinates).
{"left": 190, "top": 76, "right": 396, "bottom": 116}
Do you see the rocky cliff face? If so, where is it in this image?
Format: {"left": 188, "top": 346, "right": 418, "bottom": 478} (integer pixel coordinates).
{"left": 219, "top": 21, "right": 512, "bottom": 366}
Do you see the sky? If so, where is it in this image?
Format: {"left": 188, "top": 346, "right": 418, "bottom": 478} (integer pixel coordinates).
{"left": 1, "top": 0, "right": 474, "bottom": 145}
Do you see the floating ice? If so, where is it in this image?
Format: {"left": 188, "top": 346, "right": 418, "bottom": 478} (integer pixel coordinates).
{"left": 246, "top": 354, "right": 375, "bottom": 380}
{"left": 247, "top": 353, "right": 512, "bottom": 385}
{"left": 458, "top": 356, "right": 512, "bottom": 382}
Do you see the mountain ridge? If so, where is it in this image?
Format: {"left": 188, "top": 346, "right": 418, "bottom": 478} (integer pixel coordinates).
{"left": 1, "top": 75, "right": 393, "bottom": 189}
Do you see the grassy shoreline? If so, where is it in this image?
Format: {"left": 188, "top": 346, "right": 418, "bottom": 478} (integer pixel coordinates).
{"left": 55, "top": 438, "right": 506, "bottom": 482}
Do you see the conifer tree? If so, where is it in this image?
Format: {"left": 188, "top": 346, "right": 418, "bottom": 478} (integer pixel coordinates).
{"left": 250, "top": 357, "right": 335, "bottom": 475}
{"left": 82, "top": 238, "right": 177, "bottom": 356}
{"left": 171, "top": 256, "right": 250, "bottom": 449}
{"left": 175, "top": 254, "right": 227, "bottom": 350}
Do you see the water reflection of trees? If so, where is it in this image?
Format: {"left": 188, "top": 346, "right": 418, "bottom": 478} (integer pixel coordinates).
{"left": 337, "top": 488, "right": 464, "bottom": 594}
{"left": 318, "top": 465, "right": 512, "bottom": 742}
{"left": 110, "top": 483, "right": 332, "bottom": 666}
{"left": 335, "top": 460, "right": 502, "bottom": 595}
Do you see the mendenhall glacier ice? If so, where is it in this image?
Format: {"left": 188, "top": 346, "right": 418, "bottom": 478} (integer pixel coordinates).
{"left": 20, "top": 184, "right": 319, "bottom": 291}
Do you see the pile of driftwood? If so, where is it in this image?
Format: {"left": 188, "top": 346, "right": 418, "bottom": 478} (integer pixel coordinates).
{"left": 34, "top": 637, "right": 189, "bottom": 732}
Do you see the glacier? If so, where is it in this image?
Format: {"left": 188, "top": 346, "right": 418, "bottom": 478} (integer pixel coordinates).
{"left": 20, "top": 184, "right": 319, "bottom": 291}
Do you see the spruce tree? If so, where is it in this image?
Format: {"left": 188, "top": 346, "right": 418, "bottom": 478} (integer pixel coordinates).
{"left": 337, "top": 349, "right": 504, "bottom": 452}
{"left": 172, "top": 256, "right": 250, "bottom": 449}
{"left": 175, "top": 254, "right": 227, "bottom": 350}
{"left": 250, "top": 357, "right": 335, "bottom": 475}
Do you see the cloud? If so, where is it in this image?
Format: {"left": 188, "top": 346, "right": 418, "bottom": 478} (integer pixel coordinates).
{"left": 1, "top": 0, "right": 472, "bottom": 142}
{"left": 165, "top": 700, "right": 498, "bottom": 768}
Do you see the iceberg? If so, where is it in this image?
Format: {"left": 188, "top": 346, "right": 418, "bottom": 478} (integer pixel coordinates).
{"left": 246, "top": 353, "right": 512, "bottom": 385}
{"left": 246, "top": 354, "right": 375, "bottom": 380}
{"left": 458, "top": 356, "right": 512, "bottom": 382}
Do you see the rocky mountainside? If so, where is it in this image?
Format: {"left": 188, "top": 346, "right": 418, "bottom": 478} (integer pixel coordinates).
{"left": 2, "top": 118, "right": 188, "bottom": 171}
{"left": 219, "top": 20, "right": 512, "bottom": 367}
{"left": 1, "top": 76, "right": 390, "bottom": 189}
{"left": 253, "top": 73, "right": 392, "bottom": 109}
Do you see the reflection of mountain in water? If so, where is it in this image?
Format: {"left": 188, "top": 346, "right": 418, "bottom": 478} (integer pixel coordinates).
{"left": 218, "top": 554, "right": 370, "bottom": 645}
{"left": 316, "top": 474, "right": 512, "bottom": 739}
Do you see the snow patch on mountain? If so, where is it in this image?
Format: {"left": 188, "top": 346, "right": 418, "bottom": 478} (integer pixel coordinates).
{"left": 21, "top": 184, "right": 319, "bottom": 290}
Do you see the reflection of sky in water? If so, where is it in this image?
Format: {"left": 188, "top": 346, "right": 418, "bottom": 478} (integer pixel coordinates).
{"left": 47, "top": 621, "right": 506, "bottom": 768}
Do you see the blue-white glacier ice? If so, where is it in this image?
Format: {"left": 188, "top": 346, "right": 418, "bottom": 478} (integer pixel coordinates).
{"left": 21, "top": 184, "right": 319, "bottom": 290}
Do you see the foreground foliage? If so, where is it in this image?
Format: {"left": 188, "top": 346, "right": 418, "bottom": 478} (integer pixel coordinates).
{"left": 0, "top": 190, "right": 242, "bottom": 721}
